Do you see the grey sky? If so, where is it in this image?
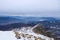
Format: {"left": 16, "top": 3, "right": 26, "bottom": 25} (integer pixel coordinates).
{"left": 0, "top": 0, "right": 60, "bottom": 17}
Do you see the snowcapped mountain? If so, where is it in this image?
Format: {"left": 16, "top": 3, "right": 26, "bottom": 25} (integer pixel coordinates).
{"left": 0, "top": 16, "right": 60, "bottom": 40}
{"left": 0, "top": 23, "right": 54, "bottom": 40}
{"left": 12, "top": 23, "right": 54, "bottom": 40}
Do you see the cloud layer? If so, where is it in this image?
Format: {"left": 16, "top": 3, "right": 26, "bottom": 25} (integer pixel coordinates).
{"left": 0, "top": 0, "right": 59, "bottom": 17}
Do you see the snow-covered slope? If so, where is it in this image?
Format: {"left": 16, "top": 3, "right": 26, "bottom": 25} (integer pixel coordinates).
{"left": 0, "top": 24, "right": 54, "bottom": 40}
{"left": 0, "top": 31, "right": 17, "bottom": 40}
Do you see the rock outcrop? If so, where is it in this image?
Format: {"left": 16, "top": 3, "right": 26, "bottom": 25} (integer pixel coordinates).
{"left": 32, "top": 23, "right": 56, "bottom": 40}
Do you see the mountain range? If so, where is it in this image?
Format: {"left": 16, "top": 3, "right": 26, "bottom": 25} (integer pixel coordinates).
{"left": 0, "top": 16, "right": 60, "bottom": 39}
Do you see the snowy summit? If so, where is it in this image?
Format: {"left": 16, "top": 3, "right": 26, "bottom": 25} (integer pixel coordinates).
{"left": 0, "top": 23, "right": 54, "bottom": 40}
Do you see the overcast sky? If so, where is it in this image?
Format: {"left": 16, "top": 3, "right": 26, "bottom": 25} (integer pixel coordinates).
{"left": 0, "top": 0, "right": 60, "bottom": 17}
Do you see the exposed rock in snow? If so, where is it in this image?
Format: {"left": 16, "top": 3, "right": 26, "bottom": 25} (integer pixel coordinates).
{"left": 13, "top": 23, "right": 54, "bottom": 40}
{"left": 32, "top": 23, "right": 53, "bottom": 38}
{"left": 0, "top": 23, "right": 54, "bottom": 40}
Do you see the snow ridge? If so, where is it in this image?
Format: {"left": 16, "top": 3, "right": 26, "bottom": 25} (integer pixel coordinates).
{"left": 13, "top": 26, "right": 54, "bottom": 40}
{"left": 0, "top": 24, "right": 54, "bottom": 40}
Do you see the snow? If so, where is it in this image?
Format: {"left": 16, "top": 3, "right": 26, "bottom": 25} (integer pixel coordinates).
{"left": 19, "top": 27, "right": 54, "bottom": 40}
{"left": 0, "top": 31, "right": 17, "bottom": 40}
{"left": 0, "top": 27, "right": 54, "bottom": 40}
